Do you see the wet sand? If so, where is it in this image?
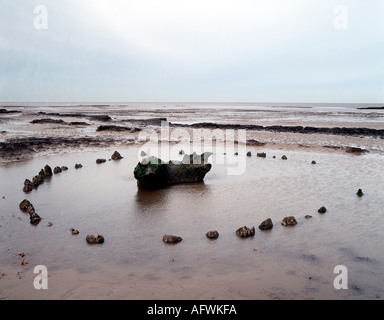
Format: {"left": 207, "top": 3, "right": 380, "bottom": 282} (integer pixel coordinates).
{"left": 1, "top": 104, "right": 384, "bottom": 300}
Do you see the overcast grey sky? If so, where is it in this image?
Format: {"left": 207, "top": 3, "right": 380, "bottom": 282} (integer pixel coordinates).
{"left": 0, "top": 0, "right": 383, "bottom": 103}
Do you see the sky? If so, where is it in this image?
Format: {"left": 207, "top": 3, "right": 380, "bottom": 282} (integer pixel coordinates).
{"left": 0, "top": 0, "right": 383, "bottom": 103}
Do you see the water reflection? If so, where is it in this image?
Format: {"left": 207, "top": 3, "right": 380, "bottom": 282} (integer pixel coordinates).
{"left": 134, "top": 186, "right": 171, "bottom": 212}
{"left": 134, "top": 181, "right": 211, "bottom": 213}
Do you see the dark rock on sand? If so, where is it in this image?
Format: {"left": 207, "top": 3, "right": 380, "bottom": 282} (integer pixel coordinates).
{"left": 0, "top": 137, "right": 117, "bottom": 157}
{"left": 305, "top": 215, "right": 313, "bottom": 219}
{"left": 134, "top": 152, "right": 212, "bottom": 190}
{"left": 162, "top": 234, "right": 182, "bottom": 244}
{"left": 30, "top": 118, "right": 66, "bottom": 124}
{"left": 70, "top": 228, "right": 79, "bottom": 235}
{"left": 236, "top": 226, "right": 255, "bottom": 237}
{"left": 19, "top": 199, "right": 35, "bottom": 214}
{"left": 61, "top": 166, "right": 68, "bottom": 171}
{"left": 86, "top": 234, "right": 105, "bottom": 244}
{"left": 357, "top": 189, "right": 364, "bottom": 197}
{"left": 53, "top": 166, "right": 62, "bottom": 174}
{"left": 23, "top": 179, "right": 34, "bottom": 192}
{"left": 0, "top": 108, "right": 21, "bottom": 114}
{"left": 69, "top": 122, "right": 90, "bottom": 126}
{"left": 121, "top": 118, "right": 167, "bottom": 126}
{"left": 170, "top": 122, "right": 384, "bottom": 138}
{"left": 257, "top": 152, "right": 266, "bottom": 158}
{"left": 206, "top": 230, "right": 219, "bottom": 239}
{"left": 75, "top": 163, "right": 83, "bottom": 169}
{"left": 281, "top": 216, "right": 297, "bottom": 226}
{"left": 246, "top": 139, "right": 266, "bottom": 146}
{"left": 318, "top": 206, "right": 327, "bottom": 213}
{"left": 29, "top": 211, "right": 42, "bottom": 225}
{"left": 111, "top": 151, "right": 123, "bottom": 160}
{"left": 96, "top": 125, "right": 141, "bottom": 132}
{"left": 345, "top": 147, "right": 369, "bottom": 154}
{"left": 32, "top": 174, "right": 44, "bottom": 187}
{"left": 44, "top": 165, "right": 53, "bottom": 177}
{"left": 88, "top": 115, "right": 111, "bottom": 122}
{"left": 282, "top": 155, "right": 288, "bottom": 160}
{"left": 96, "top": 158, "right": 106, "bottom": 164}
{"left": 311, "top": 160, "right": 316, "bottom": 164}
{"left": 357, "top": 106, "right": 384, "bottom": 110}
{"left": 259, "top": 218, "right": 273, "bottom": 230}
{"left": 246, "top": 151, "right": 252, "bottom": 157}
{"left": 19, "top": 199, "right": 41, "bottom": 224}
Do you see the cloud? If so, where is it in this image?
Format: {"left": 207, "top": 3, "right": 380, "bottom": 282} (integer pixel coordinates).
{"left": 0, "top": 0, "right": 383, "bottom": 102}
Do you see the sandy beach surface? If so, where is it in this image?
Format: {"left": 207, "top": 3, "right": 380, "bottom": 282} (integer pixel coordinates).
{"left": 1, "top": 103, "right": 383, "bottom": 300}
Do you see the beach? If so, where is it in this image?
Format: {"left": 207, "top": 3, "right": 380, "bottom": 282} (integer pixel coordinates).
{"left": 1, "top": 103, "right": 384, "bottom": 300}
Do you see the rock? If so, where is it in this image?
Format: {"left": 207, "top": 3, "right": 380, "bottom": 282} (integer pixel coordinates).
{"left": 32, "top": 175, "right": 44, "bottom": 188}
{"left": 311, "top": 160, "right": 316, "bottom": 164}
{"left": 257, "top": 152, "right": 266, "bottom": 158}
{"left": 318, "top": 206, "right": 327, "bottom": 213}
{"left": 0, "top": 108, "right": 20, "bottom": 114}
{"left": 234, "top": 152, "right": 238, "bottom": 155}
{"left": 133, "top": 152, "right": 212, "bottom": 190}
{"left": 179, "top": 150, "right": 184, "bottom": 155}
{"left": 20, "top": 259, "right": 29, "bottom": 266}
{"left": 44, "top": 165, "right": 53, "bottom": 177}
{"left": 246, "top": 139, "right": 266, "bottom": 146}
{"left": 272, "top": 155, "right": 276, "bottom": 159}
{"left": 259, "top": 218, "right": 273, "bottom": 230}
{"left": 206, "top": 230, "right": 219, "bottom": 239}
{"left": 281, "top": 216, "right": 297, "bottom": 226}
{"left": 236, "top": 226, "right": 255, "bottom": 237}
{"left": 88, "top": 115, "right": 112, "bottom": 122}
{"left": 29, "top": 211, "right": 42, "bottom": 225}
{"left": 246, "top": 151, "right": 252, "bottom": 157}
{"left": 19, "top": 199, "right": 41, "bottom": 224}
{"left": 30, "top": 118, "right": 66, "bottom": 124}
{"left": 61, "top": 166, "right": 68, "bottom": 171}
{"left": 345, "top": 147, "right": 369, "bottom": 154}
{"left": 96, "top": 158, "right": 106, "bottom": 164}
{"left": 140, "top": 151, "right": 147, "bottom": 157}
{"left": 357, "top": 189, "right": 364, "bottom": 197}
{"left": 162, "top": 234, "right": 182, "bottom": 244}
{"left": 96, "top": 125, "right": 139, "bottom": 132}
{"left": 47, "top": 222, "right": 53, "bottom": 227}
{"left": 75, "top": 163, "right": 83, "bottom": 169}
{"left": 282, "top": 155, "right": 287, "bottom": 160}
{"left": 19, "top": 199, "right": 35, "bottom": 214}
{"left": 23, "top": 179, "right": 34, "bottom": 192}
{"left": 86, "top": 234, "right": 104, "bottom": 244}
{"left": 54, "top": 166, "right": 62, "bottom": 174}
{"left": 168, "top": 122, "right": 384, "bottom": 138}
{"left": 70, "top": 228, "right": 79, "bottom": 235}
{"left": 69, "top": 122, "right": 90, "bottom": 126}
{"left": 111, "top": 151, "right": 123, "bottom": 160}
{"left": 32, "top": 174, "right": 45, "bottom": 187}
{"left": 305, "top": 215, "right": 313, "bottom": 219}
